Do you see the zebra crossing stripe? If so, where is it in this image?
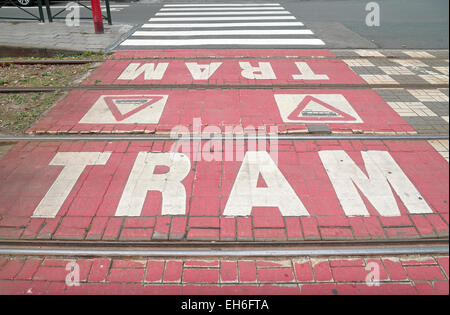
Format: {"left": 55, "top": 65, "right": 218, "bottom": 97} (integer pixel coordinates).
{"left": 160, "top": 7, "right": 286, "bottom": 11}
{"left": 149, "top": 16, "right": 297, "bottom": 21}
{"left": 133, "top": 30, "right": 314, "bottom": 36}
{"left": 120, "top": 38, "right": 325, "bottom": 46}
{"left": 163, "top": 3, "right": 282, "bottom": 7}
{"left": 155, "top": 11, "right": 292, "bottom": 16}
{"left": 141, "top": 22, "right": 305, "bottom": 28}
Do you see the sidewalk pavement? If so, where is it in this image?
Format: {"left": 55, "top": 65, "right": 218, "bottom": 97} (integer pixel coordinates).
{"left": 0, "top": 21, "right": 134, "bottom": 56}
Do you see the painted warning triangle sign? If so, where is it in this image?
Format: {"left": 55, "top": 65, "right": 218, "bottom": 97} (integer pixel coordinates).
{"left": 80, "top": 94, "right": 169, "bottom": 124}
{"left": 274, "top": 94, "right": 363, "bottom": 124}
{"left": 104, "top": 96, "right": 164, "bottom": 122}
{"left": 287, "top": 95, "right": 357, "bottom": 122}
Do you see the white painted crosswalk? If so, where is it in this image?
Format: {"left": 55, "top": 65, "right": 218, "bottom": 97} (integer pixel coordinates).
{"left": 119, "top": 3, "right": 325, "bottom": 48}
{"left": 163, "top": 3, "right": 283, "bottom": 7}
{"left": 133, "top": 30, "right": 314, "bottom": 36}
{"left": 141, "top": 22, "right": 305, "bottom": 28}
{"left": 159, "top": 7, "right": 287, "bottom": 11}
{"left": 154, "top": 11, "right": 292, "bottom": 16}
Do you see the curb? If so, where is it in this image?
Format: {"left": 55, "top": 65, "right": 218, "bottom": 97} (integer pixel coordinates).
{"left": 0, "top": 45, "right": 86, "bottom": 58}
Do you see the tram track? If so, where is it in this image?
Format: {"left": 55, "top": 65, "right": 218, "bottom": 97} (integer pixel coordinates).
{"left": 0, "top": 52, "right": 448, "bottom": 64}
{"left": 1, "top": 83, "right": 449, "bottom": 93}
{"left": 0, "top": 238, "right": 448, "bottom": 258}
{"left": 0, "top": 134, "right": 449, "bottom": 142}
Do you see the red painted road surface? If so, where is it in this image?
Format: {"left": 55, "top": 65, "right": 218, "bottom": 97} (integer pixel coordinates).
{"left": 0, "top": 256, "right": 448, "bottom": 295}
{"left": 82, "top": 58, "right": 365, "bottom": 86}
{"left": 1, "top": 48, "right": 448, "bottom": 296}
{"left": 0, "top": 140, "right": 447, "bottom": 241}
{"left": 28, "top": 89, "right": 414, "bottom": 134}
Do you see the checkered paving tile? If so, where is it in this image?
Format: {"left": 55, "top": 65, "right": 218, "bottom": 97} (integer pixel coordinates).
{"left": 376, "top": 88, "right": 449, "bottom": 134}
{"left": 342, "top": 53, "right": 448, "bottom": 86}
{"left": 387, "top": 102, "right": 438, "bottom": 117}
{"left": 429, "top": 140, "right": 449, "bottom": 162}
{"left": 333, "top": 50, "right": 449, "bottom": 59}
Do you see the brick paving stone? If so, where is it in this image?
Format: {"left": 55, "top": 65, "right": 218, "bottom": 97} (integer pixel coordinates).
{"left": 14, "top": 259, "right": 42, "bottom": 281}
{"left": 88, "top": 259, "right": 111, "bottom": 283}
{"left": 331, "top": 266, "right": 368, "bottom": 282}
{"left": 107, "top": 268, "right": 145, "bottom": 283}
{"left": 405, "top": 266, "right": 447, "bottom": 281}
{"left": 183, "top": 269, "right": 220, "bottom": 284}
{"left": 163, "top": 261, "right": 183, "bottom": 283}
{"left": 312, "top": 260, "right": 333, "bottom": 282}
{"left": 0, "top": 255, "right": 447, "bottom": 294}
{"left": 436, "top": 257, "right": 449, "bottom": 278}
{"left": 294, "top": 260, "right": 314, "bottom": 282}
{"left": 257, "top": 268, "right": 295, "bottom": 283}
{"left": 220, "top": 261, "right": 238, "bottom": 283}
{"left": 0, "top": 258, "right": 24, "bottom": 280}
{"left": 238, "top": 261, "right": 258, "bottom": 283}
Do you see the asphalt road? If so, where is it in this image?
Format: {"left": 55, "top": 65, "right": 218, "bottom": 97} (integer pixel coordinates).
{"left": 0, "top": 0, "right": 448, "bottom": 49}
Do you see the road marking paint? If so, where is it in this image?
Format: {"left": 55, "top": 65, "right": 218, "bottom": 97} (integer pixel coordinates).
{"left": 102, "top": 59, "right": 353, "bottom": 84}
{"left": 123, "top": 4, "right": 325, "bottom": 49}
{"left": 274, "top": 94, "right": 363, "bottom": 123}
{"left": 292, "top": 62, "right": 330, "bottom": 80}
{"left": 117, "top": 63, "right": 169, "bottom": 80}
{"left": 185, "top": 62, "right": 223, "bottom": 80}
{"left": 141, "top": 22, "right": 305, "bottom": 28}
{"left": 133, "top": 30, "right": 314, "bottom": 36}
{"left": 223, "top": 151, "right": 310, "bottom": 217}
{"left": 80, "top": 95, "right": 169, "bottom": 124}
{"left": 120, "top": 5, "right": 325, "bottom": 49}
{"left": 319, "top": 151, "right": 433, "bottom": 217}
{"left": 163, "top": 4, "right": 282, "bottom": 7}
{"left": 32, "top": 152, "right": 112, "bottom": 218}
{"left": 155, "top": 11, "right": 292, "bottom": 16}
{"left": 116, "top": 152, "right": 191, "bottom": 217}
{"left": 19, "top": 144, "right": 445, "bottom": 220}
{"left": 160, "top": 7, "right": 286, "bottom": 11}
{"left": 239, "top": 62, "right": 277, "bottom": 79}
{"left": 29, "top": 89, "right": 413, "bottom": 136}
{"left": 120, "top": 38, "right": 325, "bottom": 46}
{"left": 149, "top": 16, "right": 297, "bottom": 21}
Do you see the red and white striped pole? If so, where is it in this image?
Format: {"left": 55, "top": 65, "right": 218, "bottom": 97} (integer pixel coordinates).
{"left": 90, "top": 0, "right": 104, "bottom": 34}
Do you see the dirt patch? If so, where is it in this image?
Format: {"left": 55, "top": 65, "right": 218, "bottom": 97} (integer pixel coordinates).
{"left": 0, "top": 55, "right": 104, "bottom": 134}
{"left": 0, "top": 63, "right": 97, "bottom": 88}
{"left": 0, "top": 91, "right": 67, "bottom": 135}
{"left": 0, "top": 51, "right": 109, "bottom": 61}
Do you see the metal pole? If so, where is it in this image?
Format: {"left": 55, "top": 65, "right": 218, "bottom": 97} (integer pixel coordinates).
{"left": 105, "top": 0, "right": 112, "bottom": 25}
{"left": 44, "top": 0, "right": 52, "bottom": 23}
{"left": 36, "top": 0, "right": 45, "bottom": 22}
{"left": 90, "top": 0, "right": 104, "bottom": 34}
